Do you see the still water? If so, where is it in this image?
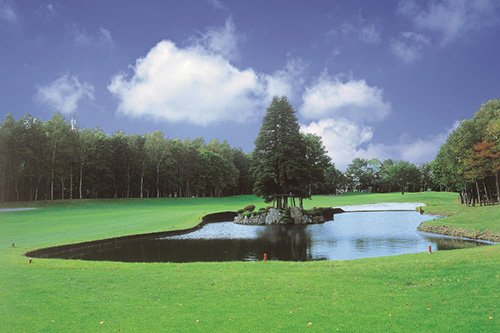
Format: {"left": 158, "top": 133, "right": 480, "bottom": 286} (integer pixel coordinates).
{"left": 34, "top": 211, "right": 488, "bottom": 262}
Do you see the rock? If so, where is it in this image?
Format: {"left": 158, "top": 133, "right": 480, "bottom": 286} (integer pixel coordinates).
{"left": 265, "top": 208, "right": 281, "bottom": 224}
{"left": 290, "top": 207, "right": 311, "bottom": 224}
{"left": 234, "top": 207, "right": 327, "bottom": 225}
{"left": 234, "top": 211, "right": 270, "bottom": 225}
{"left": 311, "top": 216, "right": 325, "bottom": 224}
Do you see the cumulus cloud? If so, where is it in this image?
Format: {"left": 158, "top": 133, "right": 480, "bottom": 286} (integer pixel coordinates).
{"left": 191, "top": 17, "right": 240, "bottom": 61}
{"left": 264, "top": 56, "right": 307, "bottom": 101}
{"left": 36, "top": 74, "right": 94, "bottom": 115}
{"left": 301, "top": 118, "right": 458, "bottom": 171}
{"left": 108, "top": 19, "right": 302, "bottom": 126}
{"left": 299, "top": 74, "right": 391, "bottom": 123}
{"left": 398, "top": 0, "right": 500, "bottom": 45}
{"left": 301, "top": 118, "right": 377, "bottom": 170}
{"left": 390, "top": 31, "right": 431, "bottom": 64}
{"left": 299, "top": 73, "right": 455, "bottom": 169}
{"left": 0, "top": 0, "right": 18, "bottom": 24}
{"left": 108, "top": 40, "right": 269, "bottom": 125}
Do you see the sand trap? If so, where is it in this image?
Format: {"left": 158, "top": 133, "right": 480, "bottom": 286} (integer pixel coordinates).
{"left": 0, "top": 208, "right": 36, "bottom": 212}
{"left": 338, "top": 202, "right": 426, "bottom": 212}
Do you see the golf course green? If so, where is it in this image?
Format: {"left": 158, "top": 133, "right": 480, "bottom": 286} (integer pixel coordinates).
{"left": 1, "top": 192, "right": 499, "bottom": 331}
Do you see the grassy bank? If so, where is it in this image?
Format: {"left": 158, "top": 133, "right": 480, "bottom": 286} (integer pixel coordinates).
{"left": 1, "top": 192, "right": 499, "bottom": 331}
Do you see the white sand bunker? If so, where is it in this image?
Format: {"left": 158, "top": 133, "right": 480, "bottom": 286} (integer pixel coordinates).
{"left": 0, "top": 208, "right": 36, "bottom": 212}
{"left": 338, "top": 202, "right": 426, "bottom": 212}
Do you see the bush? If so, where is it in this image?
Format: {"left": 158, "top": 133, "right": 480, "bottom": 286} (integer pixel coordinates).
{"left": 243, "top": 204, "right": 255, "bottom": 213}
{"left": 241, "top": 211, "right": 254, "bottom": 218}
{"left": 279, "top": 208, "right": 293, "bottom": 224}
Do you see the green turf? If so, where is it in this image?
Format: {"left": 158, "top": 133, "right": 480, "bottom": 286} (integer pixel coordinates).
{"left": 1, "top": 193, "right": 499, "bottom": 331}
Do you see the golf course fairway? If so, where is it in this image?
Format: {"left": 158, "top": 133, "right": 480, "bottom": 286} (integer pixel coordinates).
{"left": 1, "top": 192, "right": 499, "bottom": 331}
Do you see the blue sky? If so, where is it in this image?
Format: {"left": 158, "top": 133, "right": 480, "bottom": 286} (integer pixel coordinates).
{"left": 1, "top": 0, "right": 499, "bottom": 170}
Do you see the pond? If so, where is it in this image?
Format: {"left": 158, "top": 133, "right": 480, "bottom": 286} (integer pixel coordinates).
{"left": 30, "top": 211, "right": 489, "bottom": 262}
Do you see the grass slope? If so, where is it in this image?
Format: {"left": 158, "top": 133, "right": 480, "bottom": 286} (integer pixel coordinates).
{"left": 1, "top": 193, "right": 499, "bottom": 331}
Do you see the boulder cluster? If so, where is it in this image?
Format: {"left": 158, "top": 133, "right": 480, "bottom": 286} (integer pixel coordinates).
{"left": 234, "top": 207, "right": 325, "bottom": 225}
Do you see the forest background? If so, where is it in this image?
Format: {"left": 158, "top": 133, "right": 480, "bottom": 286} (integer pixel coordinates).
{"left": 0, "top": 98, "right": 499, "bottom": 205}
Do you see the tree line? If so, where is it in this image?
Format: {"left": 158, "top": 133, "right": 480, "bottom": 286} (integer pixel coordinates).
{"left": 341, "top": 157, "right": 432, "bottom": 195}
{"left": 1, "top": 98, "right": 498, "bottom": 204}
{"left": 0, "top": 113, "right": 254, "bottom": 202}
{"left": 340, "top": 98, "right": 500, "bottom": 204}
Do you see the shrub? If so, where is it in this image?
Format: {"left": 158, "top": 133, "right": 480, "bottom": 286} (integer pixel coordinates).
{"left": 241, "top": 211, "right": 254, "bottom": 218}
{"left": 279, "top": 208, "right": 293, "bottom": 224}
{"left": 243, "top": 204, "right": 255, "bottom": 213}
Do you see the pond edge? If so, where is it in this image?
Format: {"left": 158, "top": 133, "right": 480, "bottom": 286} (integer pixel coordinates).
{"left": 24, "top": 211, "right": 238, "bottom": 259}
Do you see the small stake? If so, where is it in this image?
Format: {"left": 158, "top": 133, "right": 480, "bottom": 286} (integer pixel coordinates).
{"left": 263, "top": 253, "right": 267, "bottom": 262}
{"left": 428, "top": 245, "right": 432, "bottom": 254}
{"left": 12, "top": 243, "right": 15, "bottom": 247}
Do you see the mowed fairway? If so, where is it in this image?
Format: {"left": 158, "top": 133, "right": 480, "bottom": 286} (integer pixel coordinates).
{"left": 1, "top": 193, "right": 499, "bottom": 331}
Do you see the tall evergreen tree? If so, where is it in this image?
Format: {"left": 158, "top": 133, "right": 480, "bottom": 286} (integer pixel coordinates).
{"left": 252, "top": 96, "right": 307, "bottom": 208}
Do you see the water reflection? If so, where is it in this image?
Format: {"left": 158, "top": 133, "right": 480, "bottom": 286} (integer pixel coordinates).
{"left": 421, "top": 234, "right": 486, "bottom": 251}
{"left": 32, "top": 211, "right": 490, "bottom": 262}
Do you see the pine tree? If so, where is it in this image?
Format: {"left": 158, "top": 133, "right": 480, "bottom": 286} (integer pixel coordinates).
{"left": 252, "top": 96, "right": 307, "bottom": 208}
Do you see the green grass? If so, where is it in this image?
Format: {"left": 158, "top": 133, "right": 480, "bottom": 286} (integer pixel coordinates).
{"left": 1, "top": 193, "right": 499, "bottom": 331}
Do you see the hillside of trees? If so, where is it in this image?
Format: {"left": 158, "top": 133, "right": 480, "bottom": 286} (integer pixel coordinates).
{"left": 1, "top": 98, "right": 498, "bottom": 204}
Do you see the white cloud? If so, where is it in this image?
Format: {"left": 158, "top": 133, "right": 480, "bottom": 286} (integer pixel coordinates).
{"left": 208, "top": 0, "right": 225, "bottom": 11}
{"left": 392, "top": 120, "right": 459, "bottom": 163}
{"left": 359, "top": 24, "right": 382, "bottom": 44}
{"left": 299, "top": 74, "right": 391, "bottom": 123}
{"left": 301, "top": 118, "right": 378, "bottom": 171}
{"left": 45, "top": 4, "right": 57, "bottom": 17}
{"left": 73, "top": 26, "right": 92, "bottom": 47}
{"left": 36, "top": 3, "right": 58, "bottom": 20}
{"left": 264, "top": 56, "right": 307, "bottom": 101}
{"left": 99, "top": 28, "right": 113, "bottom": 45}
{"left": 108, "top": 19, "right": 302, "bottom": 126}
{"left": 108, "top": 40, "right": 268, "bottom": 125}
{"left": 390, "top": 31, "right": 431, "bottom": 64}
{"left": 72, "top": 25, "right": 113, "bottom": 48}
{"left": 341, "top": 22, "right": 381, "bottom": 44}
{"left": 0, "top": 0, "right": 18, "bottom": 24}
{"left": 301, "top": 118, "right": 458, "bottom": 171}
{"left": 191, "top": 17, "right": 239, "bottom": 61}
{"left": 36, "top": 74, "right": 94, "bottom": 115}
{"left": 398, "top": 0, "right": 500, "bottom": 45}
